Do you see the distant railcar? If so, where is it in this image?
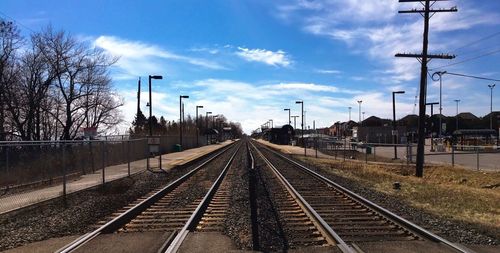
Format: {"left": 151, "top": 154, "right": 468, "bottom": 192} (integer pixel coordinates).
{"left": 268, "top": 125, "right": 295, "bottom": 145}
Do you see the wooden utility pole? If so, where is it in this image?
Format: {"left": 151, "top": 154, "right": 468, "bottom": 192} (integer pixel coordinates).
{"left": 396, "top": 0, "right": 457, "bottom": 177}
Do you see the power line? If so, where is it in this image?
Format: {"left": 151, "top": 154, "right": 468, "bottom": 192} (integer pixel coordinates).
{"left": 431, "top": 48, "right": 500, "bottom": 70}
{"left": 454, "top": 31, "right": 500, "bottom": 52}
{"left": 445, "top": 72, "right": 500, "bottom": 82}
{"left": 0, "top": 10, "right": 37, "bottom": 33}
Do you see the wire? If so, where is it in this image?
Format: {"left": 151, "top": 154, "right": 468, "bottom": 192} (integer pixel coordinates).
{"left": 445, "top": 72, "right": 500, "bottom": 82}
{"left": 430, "top": 48, "right": 500, "bottom": 70}
{"left": 454, "top": 31, "right": 500, "bottom": 52}
{"left": 0, "top": 10, "right": 36, "bottom": 33}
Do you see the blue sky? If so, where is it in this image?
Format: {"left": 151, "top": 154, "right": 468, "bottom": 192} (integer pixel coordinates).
{"left": 2, "top": 0, "right": 500, "bottom": 133}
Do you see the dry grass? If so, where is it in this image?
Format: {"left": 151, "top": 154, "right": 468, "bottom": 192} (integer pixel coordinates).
{"left": 298, "top": 156, "right": 500, "bottom": 236}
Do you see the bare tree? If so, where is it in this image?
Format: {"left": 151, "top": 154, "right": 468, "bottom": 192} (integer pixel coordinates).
{"left": 35, "top": 27, "right": 118, "bottom": 139}
{"left": 0, "top": 19, "right": 22, "bottom": 140}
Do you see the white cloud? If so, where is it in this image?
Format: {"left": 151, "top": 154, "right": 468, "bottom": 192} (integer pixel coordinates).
{"left": 236, "top": 47, "right": 292, "bottom": 67}
{"left": 93, "top": 36, "right": 226, "bottom": 79}
{"left": 315, "top": 69, "right": 342, "bottom": 74}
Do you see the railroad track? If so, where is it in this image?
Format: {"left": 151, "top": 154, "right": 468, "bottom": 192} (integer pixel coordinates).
{"left": 251, "top": 140, "right": 475, "bottom": 253}
{"left": 250, "top": 141, "right": 353, "bottom": 252}
{"left": 57, "top": 141, "right": 241, "bottom": 253}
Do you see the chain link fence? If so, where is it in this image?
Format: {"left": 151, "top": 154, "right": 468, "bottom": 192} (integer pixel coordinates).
{"left": 309, "top": 137, "right": 499, "bottom": 171}
{"left": 0, "top": 139, "right": 149, "bottom": 214}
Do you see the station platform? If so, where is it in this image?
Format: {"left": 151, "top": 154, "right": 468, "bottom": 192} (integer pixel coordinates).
{"left": 0, "top": 141, "right": 233, "bottom": 215}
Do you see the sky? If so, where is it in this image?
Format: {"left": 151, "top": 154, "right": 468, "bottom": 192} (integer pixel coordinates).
{"left": 1, "top": 0, "right": 500, "bottom": 133}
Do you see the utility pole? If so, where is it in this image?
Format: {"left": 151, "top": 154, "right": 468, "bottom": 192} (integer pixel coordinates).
{"left": 396, "top": 0, "right": 456, "bottom": 177}
{"left": 455, "top": 99, "right": 460, "bottom": 130}
{"left": 136, "top": 77, "right": 141, "bottom": 117}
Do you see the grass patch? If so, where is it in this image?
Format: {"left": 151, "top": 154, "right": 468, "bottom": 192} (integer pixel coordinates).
{"left": 298, "top": 156, "right": 500, "bottom": 238}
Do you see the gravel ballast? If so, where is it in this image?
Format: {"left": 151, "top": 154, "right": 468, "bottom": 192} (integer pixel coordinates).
{"left": 290, "top": 153, "right": 499, "bottom": 245}
{"left": 0, "top": 145, "right": 234, "bottom": 251}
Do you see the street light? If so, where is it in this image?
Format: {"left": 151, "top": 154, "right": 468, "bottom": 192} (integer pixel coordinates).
{"left": 196, "top": 105, "right": 203, "bottom": 147}
{"left": 291, "top": 115, "right": 299, "bottom": 129}
{"left": 179, "top": 95, "right": 189, "bottom": 147}
{"left": 296, "top": 100, "right": 305, "bottom": 156}
{"left": 348, "top": 107, "right": 352, "bottom": 121}
{"left": 432, "top": 71, "right": 447, "bottom": 136}
{"left": 392, "top": 91, "right": 405, "bottom": 159}
{"left": 284, "top": 108, "right": 291, "bottom": 125}
{"left": 148, "top": 75, "right": 163, "bottom": 136}
{"left": 426, "top": 102, "right": 439, "bottom": 152}
{"left": 488, "top": 84, "right": 496, "bottom": 130}
{"left": 454, "top": 99, "right": 460, "bottom": 131}
{"left": 357, "top": 101, "right": 362, "bottom": 124}
{"left": 206, "top": 111, "right": 212, "bottom": 144}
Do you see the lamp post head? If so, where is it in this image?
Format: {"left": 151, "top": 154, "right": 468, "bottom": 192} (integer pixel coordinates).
{"left": 295, "top": 101, "right": 303, "bottom": 104}
{"left": 180, "top": 95, "right": 189, "bottom": 99}
{"left": 207, "top": 111, "right": 212, "bottom": 115}
{"left": 149, "top": 75, "right": 163, "bottom": 80}
{"left": 357, "top": 100, "right": 362, "bottom": 104}
{"left": 197, "top": 105, "right": 203, "bottom": 109}
{"left": 488, "top": 84, "right": 496, "bottom": 89}
{"left": 393, "top": 91, "right": 405, "bottom": 94}
{"left": 284, "top": 108, "right": 290, "bottom": 111}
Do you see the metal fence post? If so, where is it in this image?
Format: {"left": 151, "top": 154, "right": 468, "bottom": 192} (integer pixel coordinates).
{"left": 89, "top": 141, "right": 95, "bottom": 173}
{"left": 127, "top": 140, "right": 131, "bottom": 177}
{"left": 476, "top": 147, "right": 480, "bottom": 171}
{"left": 373, "top": 146, "right": 376, "bottom": 162}
{"left": 5, "top": 146, "right": 9, "bottom": 178}
{"left": 62, "top": 143, "right": 67, "bottom": 204}
{"left": 159, "top": 137, "right": 163, "bottom": 170}
{"left": 451, "top": 145, "right": 455, "bottom": 167}
{"left": 101, "top": 141, "right": 105, "bottom": 186}
{"left": 365, "top": 146, "right": 368, "bottom": 164}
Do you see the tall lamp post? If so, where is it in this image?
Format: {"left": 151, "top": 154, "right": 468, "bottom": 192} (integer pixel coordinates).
{"left": 392, "top": 91, "right": 405, "bottom": 159}
{"left": 432, "top": 71, "right": 447, "bottom": 136}
{"left": 348, "top": 107, "right": 352, "bottom": 121}
{"left": 284, "top": 108, "right": 291, "bottom": 125}
{"left": 357, "top": 101, "right": 362, "bottom": 124}
{"left": 291, "top": 115, "right": 299, "bottom": 129}
{"left": 296, "top": 100, "right": 305, "bottom": 156}
{"left": 426, "top": 102, "right": 439, "bottom": 152}
{"left": 454, "top": 99, "right": 460, "bottom": 131}
{"left": 148, "top": 75, "right": 163, "bottom": 136}
{"left": 206, "top": 111, "right": 212, "bottom": 144}
{"left": 179, "top": 95, "right": 189, "bottom": 147}
{"left": 196, "top": 105, "right": 203, "bottom": 147}
{"left": 488, "top": 84, "right": 496, "bottom": 130}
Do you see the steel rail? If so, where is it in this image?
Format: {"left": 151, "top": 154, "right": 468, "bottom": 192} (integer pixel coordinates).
{"left": 258, "top": 142, "right": 476, "bottom": 253}
{"left": 56, "top": 142, "right": 238, "bottom": 253}
{"left": 164, "top": 143, "right": 242, "bottom": 253}
{"left": 249, "top": 141, "right": 355, "bottom": 253}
